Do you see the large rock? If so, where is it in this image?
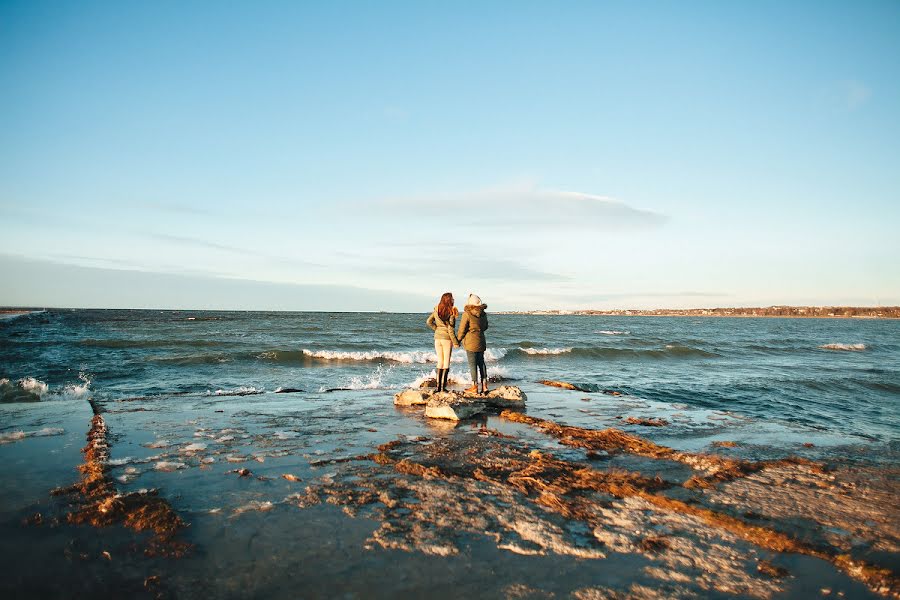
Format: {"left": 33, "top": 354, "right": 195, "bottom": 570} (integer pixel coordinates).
{"left": 484, "top": 385, "right": 527, "bottom": 408}
{"left": 394, "top": 389, "right": 433, "bottom": 406}
{"left": 425, "top": 392, "right": 487, "bottom": 421}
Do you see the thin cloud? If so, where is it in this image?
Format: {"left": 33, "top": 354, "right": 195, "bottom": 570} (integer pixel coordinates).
{"left": 142, "top": 202, "right": 215, "bottom": 217}
{"left": 378, "top": 183, "right": 667, "bottom": 231}
{"left": 143, "top": 232, "right": 323, "bottom": 268}
{"left": 330, "top": 251, "right": 569, "bottom": 282}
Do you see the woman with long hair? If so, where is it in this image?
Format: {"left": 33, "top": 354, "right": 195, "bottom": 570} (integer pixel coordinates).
{"left": 456, "top": 294, "right": 489, "bottom": 394}
{"left": 426, "top": 292, "right": 460, "bottom": 392}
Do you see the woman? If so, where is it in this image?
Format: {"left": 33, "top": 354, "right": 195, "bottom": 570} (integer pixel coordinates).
{"left": 456, "top": 294, "right": 489, "bottom": 394}
{"left": 426, "top": 292, "right": 460, "bottom": 392}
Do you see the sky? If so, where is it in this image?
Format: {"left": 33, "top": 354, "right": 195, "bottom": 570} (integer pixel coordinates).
{"left": 1, "top": 0, "right": 898, "bottom": 311}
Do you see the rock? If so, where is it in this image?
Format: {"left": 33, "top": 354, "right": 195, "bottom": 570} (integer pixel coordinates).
{"left": 419, "top": 378, "right": 438, "bottom": 389}
{"left": 425, "top": 392, "right": 487, "bottom": 421}
{"left": 394, "top": 389, "right": 433, "bottom": 406}
{"left": 624, "top": 417, "right": 668, "bottom": 427}
{"left": 484, "top": 385, "right": 527, "bottom": 408}
{"left": 538, "top": 380, "right": 590, "bottom": 392}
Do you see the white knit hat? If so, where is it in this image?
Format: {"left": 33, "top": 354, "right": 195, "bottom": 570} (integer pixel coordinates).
{"left": 467, "top": 294, "right": 482, "bottom": 306}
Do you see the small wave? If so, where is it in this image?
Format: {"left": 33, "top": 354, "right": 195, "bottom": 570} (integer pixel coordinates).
{"left": 596, "top": 330, "right": 629, "bottom": 335}
{"left": 519, "top": 347, "right": 573, "bottom": 355}
{"left": 19, "top": 377, "right": 49, "bottom": 395}
{"left": 81, "top": 338, "right": 229, "bottom": 349}
{"left": 1, "top": 377, "right": 47, "bottom": 403}
{"left": 0, "top": 427, "right": 65, "bottom": 445}
{"left": 1, "top": 374, "right": 92, "bottom": 403}
{"left": 326, "top": 364, "right": 399, "bottom": 391}
{"left": 0, "top": 310, "right": 45, "bottom": 322}
{"left": 56, "top": 373, "right": 92, "bottom": 400}
{"left": 208, "top": 386, "right": 265, "bottom": 397}
{"left": 819, "top": 343, "right": 866, "bottom": 352}
{"left": 301, "top": 348, "right": 507, "bottom": 364}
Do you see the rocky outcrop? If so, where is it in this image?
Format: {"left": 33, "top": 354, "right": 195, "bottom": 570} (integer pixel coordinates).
{"left": 538, "top": 380, "right": 591, "bottom": 392}
{"left": 393, "top": 389, "right": 431, "bottom": 406}
{"left": 425, "top": 393, "right": 487, "bottom": 421}
{"left": 482, "top": 385, "right": 527, "bottom": 408}
{"left": 395, "top": 386, "right": 527, "bottom": 420}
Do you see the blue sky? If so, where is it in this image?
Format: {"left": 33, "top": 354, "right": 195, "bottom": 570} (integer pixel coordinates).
{"left": 1, "top": 1, "right": 898, "bottom": 310}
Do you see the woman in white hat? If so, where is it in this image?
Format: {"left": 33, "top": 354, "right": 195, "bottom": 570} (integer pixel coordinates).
{"left": 456, "top": 294, "right": 489, "bottom": 394}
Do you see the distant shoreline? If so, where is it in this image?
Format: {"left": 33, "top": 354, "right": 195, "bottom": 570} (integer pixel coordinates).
{"left": 1, "top": 306, "right": 898, "bottom": 319}
{"left": 498, "top": 306, "right": 900, "bottom": 319}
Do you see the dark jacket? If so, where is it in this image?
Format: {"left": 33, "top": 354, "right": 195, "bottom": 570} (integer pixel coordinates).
{"left": 427, "top": 307, "right": 460, "bottom": 345}
{"left": 457, "top": 304, "right": 488, "bottom": 352}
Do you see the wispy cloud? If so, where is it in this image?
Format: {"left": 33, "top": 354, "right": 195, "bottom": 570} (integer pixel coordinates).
{"left": 329, "top": 250, "right": 568, "bottom": 282}
{"left": 142, "top": 202, "right": 215, "bottom": 217}
{"left": 147, "top": 232, "right": 249, "bottom": 254}
{"left": 378, "top": 183, "right": 667, "bottom": 231}
{"left": 143, "top": 232, "right": 321, "bottom": 268}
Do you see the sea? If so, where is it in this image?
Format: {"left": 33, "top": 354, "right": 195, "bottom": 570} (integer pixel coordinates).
{"left": 1, "top": 309, "right": 898, "bottom": 598}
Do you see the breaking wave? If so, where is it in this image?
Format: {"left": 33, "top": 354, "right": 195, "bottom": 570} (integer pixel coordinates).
{"left": 0, "top": 374, "right": 91, "bottom": 403}
{"left": 819, "top": 343, "right": 867, "bottom": 352}
{"left": 300, "top": 348, "right": 508, "bottom": 364}
{"left": 207, "top": 386, "right": 265, "bottom": 397}
{"left": 596, "top": 330, "right": 630, "bottom": 335}
{"left": 519, "top": 347, "right": 573, "bottom": 355}
{"left": 0, "top": 427, "right": 65, "bottom": 444}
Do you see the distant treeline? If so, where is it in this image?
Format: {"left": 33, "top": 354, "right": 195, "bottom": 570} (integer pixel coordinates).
{"left": 507, "top": 306, "right": 900, "bottom": 318}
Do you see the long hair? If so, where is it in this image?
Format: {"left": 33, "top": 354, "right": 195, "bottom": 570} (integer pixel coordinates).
{"left": 437, "top": 292, "right": 454, "bottom": 321}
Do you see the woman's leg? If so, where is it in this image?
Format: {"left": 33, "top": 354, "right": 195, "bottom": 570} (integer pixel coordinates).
{"left": 477, "top": 352, "right": 488, "bottom": 391}
{"left": 465, "top": 351, "right": 478, "bottom": 393}
{"left": 435, "top": 339, "right": 452, "bottom": 391}
{"left": 434, "top": 339, "right": 445, "bottom": 391}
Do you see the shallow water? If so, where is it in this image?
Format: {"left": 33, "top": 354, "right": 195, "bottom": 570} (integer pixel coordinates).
{"left": 1, "top": 310, "right": 898, "bottom": 598}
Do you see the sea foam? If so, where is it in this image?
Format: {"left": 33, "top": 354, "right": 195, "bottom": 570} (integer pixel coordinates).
{"left": 302, "top": 348, "right": 507, "bottom": 364}
{"left": 520, "top": 347, "right": 573, "bottom": 355}
{"left": 819, "top": 343, "right": 866, "bottom": 351}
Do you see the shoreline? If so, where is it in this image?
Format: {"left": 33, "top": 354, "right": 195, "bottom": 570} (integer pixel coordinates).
{"left": 497, "top": 312, "right": 900, "bottom": 319}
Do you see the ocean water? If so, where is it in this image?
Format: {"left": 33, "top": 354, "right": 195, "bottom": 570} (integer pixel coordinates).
{"left": 1, "top": 309, "right": 898, "bottom": 598}
{"left": 3, "top": 309, "right": 897, "bottom": 442}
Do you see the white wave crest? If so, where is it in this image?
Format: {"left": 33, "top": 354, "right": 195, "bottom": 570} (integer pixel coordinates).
{"left": 819, "top": 343, "right": 866, "bottom": 351}
{"left": 597, "top": 330, "right": 629, "bottom": 335}
{"left": 209, "top": 386, "right": 265, "bottom": 396}
{"left": 520, "top": 347, "right": 573, "bottom": 355}
{"left": 302, "top": 348, "right": 507, "bottom": 364}
{"left": 32, "top": 427, "right": 65, "bottom": 437}
{"left": 19, "top": 377, "right": 49, "bottom": 395}
{"left": 55, "top": 373, "right": 92, "bottom": 400}
{"left": 0, "top": 427, "right": 65, "bottom": 445}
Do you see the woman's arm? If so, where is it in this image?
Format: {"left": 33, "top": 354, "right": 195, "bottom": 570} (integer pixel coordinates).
{"left": 482, "top": 314, "right": 488, "bottom": 332}
{"left": 456, "top": 313, "right": 469, "bottom": 343}
{"left": 426, "top": 312, "right": 437, "bottom": 331}
{"left": 449, "top": 315, "right": 460, "bottom": 346}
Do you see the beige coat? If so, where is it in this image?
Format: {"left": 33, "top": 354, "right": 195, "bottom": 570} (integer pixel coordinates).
{"left": 427, "top": 307, "right": 460, "bottom": 345}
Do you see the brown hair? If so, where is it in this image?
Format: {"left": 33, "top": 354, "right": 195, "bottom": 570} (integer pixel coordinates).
{"left": 437, "top": 292, "right": 454, "bottom": 321}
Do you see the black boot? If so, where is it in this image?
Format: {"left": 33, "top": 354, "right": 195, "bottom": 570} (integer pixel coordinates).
{"left": 436, "top": 369, "right": 445, "bottom": 392}
{"left": 441, "top": 369, "right": 450, "bottom": 391}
